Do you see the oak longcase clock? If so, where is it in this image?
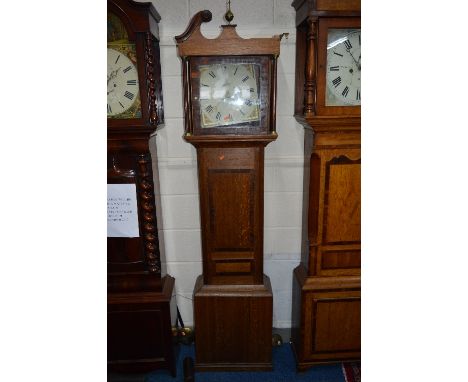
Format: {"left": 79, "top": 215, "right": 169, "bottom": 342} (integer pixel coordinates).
{"left": 175, "top": 10, "right": 285, "bottom": 371}
{"left": 107, "top": 0, "right": 175, "bottom": 376}
{"left": 291, "top": 0, "right": 361, "bottom": 371}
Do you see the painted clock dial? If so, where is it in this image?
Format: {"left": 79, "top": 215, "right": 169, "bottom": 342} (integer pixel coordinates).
{"left": 107, "top": 47, "right": 141, "bottom": 117}
{"left": 199, "top": 63, "right": 260, "bottom": 128}
{"left": 107, "top": 12, "right": 142, "bottom": 119}
{"left": 325, "top": 29, "right": 361, "bottom": 106}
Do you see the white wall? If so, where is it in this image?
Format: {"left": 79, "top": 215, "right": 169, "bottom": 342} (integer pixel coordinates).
{"left": 149, "top": 0, "right": 304, "bottom": 328}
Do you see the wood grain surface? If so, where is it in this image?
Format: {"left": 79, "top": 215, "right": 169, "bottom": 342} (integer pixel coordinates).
{"left": 291, "top": 0, "right": 361, "bottom": 370}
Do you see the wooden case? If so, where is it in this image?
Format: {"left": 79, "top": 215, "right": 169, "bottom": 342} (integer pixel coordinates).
{"left": 291, "top": 0, "right": 361, "bottom": 370}
{"left": 175, "top": 11, "right": 284, "bottom": 371}
{"left": 107, "top": 275, "right": 176, "bottom": 374}
{"left": 107, "top": 0, "right": 175, "bottom": 376}
{"left": 193, "top": 275, "right": 273, "bottom": 371}
{"left": 196, "top": 144, "right": 267, "bottom": 286}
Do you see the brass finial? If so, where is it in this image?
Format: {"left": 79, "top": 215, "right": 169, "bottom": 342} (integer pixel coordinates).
{"left": 224, "top": 0, "right": 234, "bottom": 24}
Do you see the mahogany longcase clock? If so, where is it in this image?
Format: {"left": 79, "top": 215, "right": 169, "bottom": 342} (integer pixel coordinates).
{"left": 175, "top": 10, "right": 285, "bottom": 371}
{"left": 107, "top": 0, "right": 175, "bottom": 376}
{"left": 291, "top": 0, "right": 361, "bottom": 370}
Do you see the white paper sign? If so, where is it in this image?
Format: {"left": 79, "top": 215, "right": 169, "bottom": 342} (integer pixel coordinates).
{"left": 107, "top": 184, "right": 140, "bottom": 237}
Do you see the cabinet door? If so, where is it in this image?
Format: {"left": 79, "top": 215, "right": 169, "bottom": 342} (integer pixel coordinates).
{"left": 302, "top": 289, "right": 361, "bottom": 361}
{"left": 310, "top": 150, "right": 361, "bottom": 277}
{"left": 197, "top": 146, "right": 265, "bottom": 285}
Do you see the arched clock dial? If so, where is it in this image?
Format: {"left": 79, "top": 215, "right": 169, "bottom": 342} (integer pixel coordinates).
{"left": 199, "top": 63, "right": 260, "bottom": 128}
{"left": 325, "top": 29, "right": 361, "bottom": 106}
{"left": 107, "top": 47, "right": 140, "bottom": 117}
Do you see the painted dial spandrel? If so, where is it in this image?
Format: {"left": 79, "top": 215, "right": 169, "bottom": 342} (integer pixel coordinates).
{"left": 199, "top": 63, "right": 260, "bottom": 128}
{"left": 326, "top": 29, "right": 361, "bottom": 106}
{"left": 107, "top": 47, "right": 141, "bottom": 118}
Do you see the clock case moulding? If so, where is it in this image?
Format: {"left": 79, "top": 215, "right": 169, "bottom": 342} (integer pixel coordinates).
{"left": 290, "top": 0, "right": 361, "bottom": 371}
{"left": 175, "top": 10, "right": 286, "bottom": 371}
{"left": 107, "top": 0, "right": 175, "bottom": 376}
{"left": 176, "top": 10, "right": 284, "bottom": 143}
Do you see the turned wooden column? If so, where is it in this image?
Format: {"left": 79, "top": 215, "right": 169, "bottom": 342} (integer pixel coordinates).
{"left": 304, "top": 17, "right": 318, "bottom": 117}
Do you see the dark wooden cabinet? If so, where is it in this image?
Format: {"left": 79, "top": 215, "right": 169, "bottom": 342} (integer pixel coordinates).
{"left": 290, "top": 0, "right": 361, "bottom": 370}
{"left": 107, "top": 278, "right": 175, "bottom": 374}
{"left": 175, "top": 10, "right": 284, "bottom": 371}
{"left": 107, "top": 0, "right": 175, "bottom": 376}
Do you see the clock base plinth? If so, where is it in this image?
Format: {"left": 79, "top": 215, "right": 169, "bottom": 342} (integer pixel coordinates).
{"left": 193, "top": 274, "right": 273, "bottom": 371}
{"left": 107, "top": 275, "right": 177, "bottom": 377}
{"left": 290, "top": 264, "right": 361, "bottom": 370}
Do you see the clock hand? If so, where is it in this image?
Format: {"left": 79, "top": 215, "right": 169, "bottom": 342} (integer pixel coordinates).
{"left": 107, "top": 73, "right": 115, "bottom": 85}
{"left": 108, "top": 71, "right": 117, "bottom": 83}
{"left": 348, "top": 51, "right": 358, "bottom": 66}
{"left": 107, "top": 68, "right": 121, "bottom": 84}
{"left": 346, "top": 49, "right": 361, "bottom": 71}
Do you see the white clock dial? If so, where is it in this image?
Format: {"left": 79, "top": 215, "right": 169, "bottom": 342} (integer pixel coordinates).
{"left": 326, "top": 29, "right": 361, "bottom": 106}
{"left": 198, "top": 63, "right": 260, "bottom": 128}
{"left": 107, "top": 48, "right": 140, "bottom": 116}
